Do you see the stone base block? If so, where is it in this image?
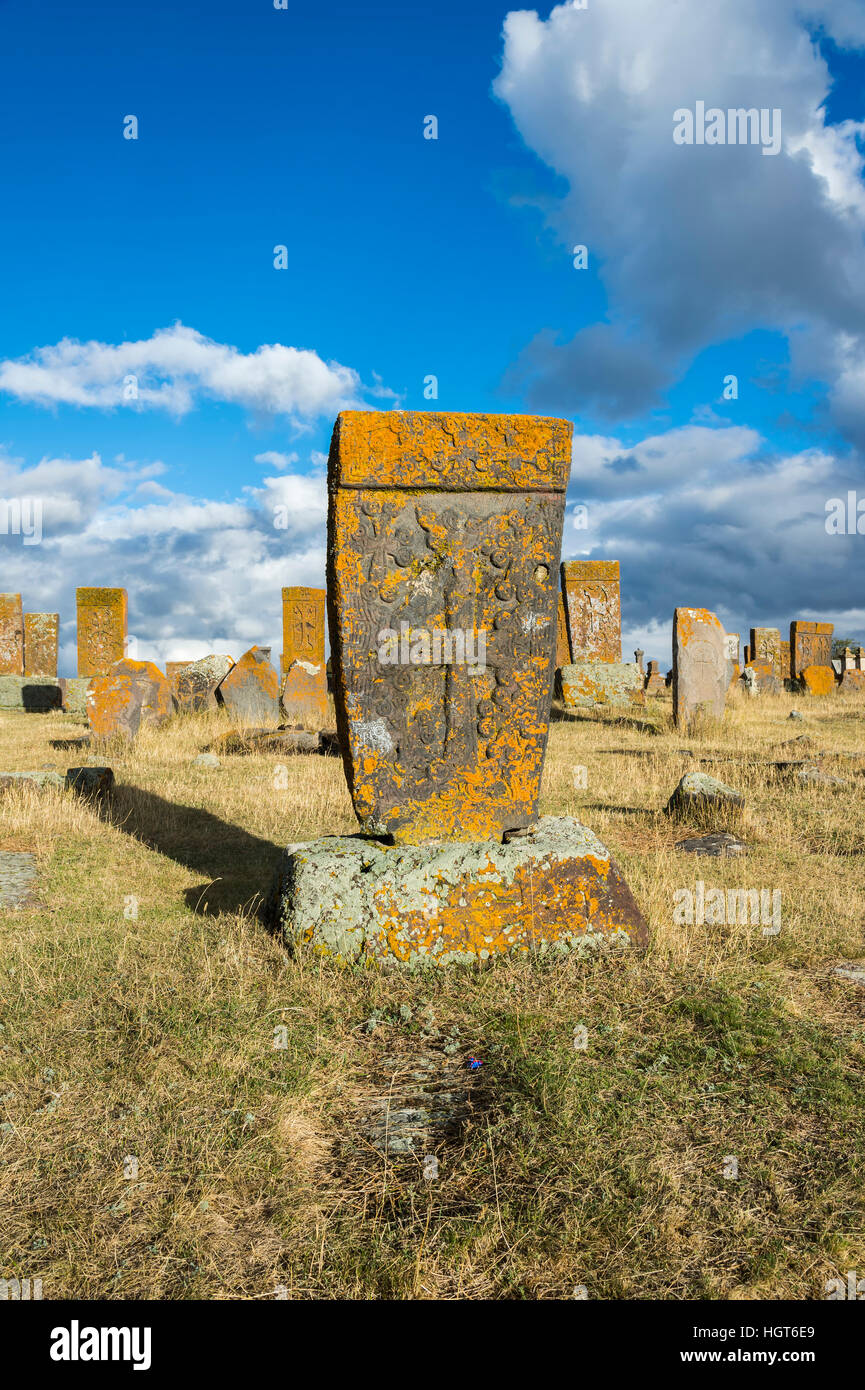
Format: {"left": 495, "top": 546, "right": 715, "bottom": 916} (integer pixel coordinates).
{"left": 558, "top": 661, "right": 644, "bottom": 709}
{"left": 265, "top": 815, "right": 648, "bottom": 966}
{"left": 59, "top": 677, "right": 92, "bottom": 715}
{"left": 840, "top": 671, "right": 865, "bottom": 692}
{"left": 280, "top": 660, "right": 328, "bottom": 725}
{"left": 0, "top": 676, "right": 62, "bottom": 712}
{"left": 800, "top": 665, "right": 836, "bottom": 696}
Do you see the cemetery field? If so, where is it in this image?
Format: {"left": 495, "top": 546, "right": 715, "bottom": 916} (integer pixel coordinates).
{"left": 1, "top": 692, "right": 864, "bottom": 1300}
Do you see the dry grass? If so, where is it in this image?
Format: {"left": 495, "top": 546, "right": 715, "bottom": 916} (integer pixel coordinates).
{"left": 1, "top": 686, "right": 864, "bottom": 1299}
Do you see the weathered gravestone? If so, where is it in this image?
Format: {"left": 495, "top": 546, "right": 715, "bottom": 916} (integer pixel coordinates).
{"left": 216, "top": 646, "right": 279, "bottom": 726}
{"left": 673, "top": 608, "right": 727, "bottom": 728}
{"left": 172, "top": 654, "right": 234, "bottom": 711}
{"left": 281, "top": 587, "right": 328, "bottom": 723}
{"left": 87, "top": 659, "right": 175, "bottom": 740}
{"left": 24, "top": 613, "right": 58, "bottom": 676}
{"left": 266, "top": 411, "right": 649, "bottom": 964}
{"left": 790, "top": 620, "right": 834, "bottom": 695}
{"left": 561, "top": 560, "right": 621, "bottom": 662}
{"left": 645, "top": 659, "right": 666, "bottom": 694}
{"left": 724, "top": 632, "right": 740, "bottom": 688}
{"left": 0, "top": 594, "right": 24, "bottom": 674}
{"left": 750, "top": 627, "right": 781, "bottom": 677}
{"left": 558, "top": 660, "right": 643, "bottom": 708}
{"left": 781, "top": 639, "right": 792, "bottom": 681}
{"left": 77, "top": 588, "right": 127, "bottom": 676}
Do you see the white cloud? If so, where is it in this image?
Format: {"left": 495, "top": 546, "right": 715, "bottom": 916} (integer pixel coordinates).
{"left": 494, "top": 0, "right": 865, "bottom": 434}
{"left": 0, "top": 323, "right": 394, "bottom": 424}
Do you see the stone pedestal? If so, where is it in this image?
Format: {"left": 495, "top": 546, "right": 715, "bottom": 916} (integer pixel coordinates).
{"left": 558, "top": 660, "right": 643, "bottom": 708}
{"left": 266, "top": 816, "right": 648, "bottom": 966}
{"left": 0, "top": 676, "right": 62, "bottom": 712}
{"left": 281, "top": 659, "right": 328, "bottom": 725}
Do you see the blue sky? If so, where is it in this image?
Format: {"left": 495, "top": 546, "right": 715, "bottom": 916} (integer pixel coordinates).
{"left": 1, "top": 0, "right": 864, "bottom": 671}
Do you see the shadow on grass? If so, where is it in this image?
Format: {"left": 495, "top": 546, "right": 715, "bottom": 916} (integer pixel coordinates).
{"left": 100, "top": 784, "right": 283, "bottom": 919}
{"left": 551, "top": 706, "right": 662, "bottom": 735}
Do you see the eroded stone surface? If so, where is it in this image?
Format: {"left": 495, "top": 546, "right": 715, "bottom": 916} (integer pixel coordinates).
{"left": 172, "top": 655, "right": 234, "bottom": 711}
{"left": 558, "top": 660, "right": 643, "bottom": 709}
{"left": 77, "top": 588, "right": 127, "bottom": 677}
{"left": 281, "top": 587, "right": 326, "bottom": 676}
{"left": 676, "top": 832, "right": 748, "bottom": 856}
{"left": 801, "top": 664, "right": 836, "bottom": 696}
{"left": 59, "top": 677, "right": 91, "bottom": 716}
{"left": 281, "top": 659, "right": 328, "bottom": 725}
{"left": 23, "top": 613, "right": 58, "bottom": 677}
{"left": 211, "top": 726, "right": 321, "bottom": 755}
{"left": 673, "top": 608, "right": 727, "bottom": 728}
{"left": 87, "top": 659, "right": 174, "bottom": 740}
{"left": 665, "top": 771, "right": 745, "bottom": 817}
{"left": 750, "top": 627, "right": 781, "bottom": 678}
{"left": 790, "top": 621, "right": 833, "bottom": 681}
{"left": 555, "top": 591, "right": 570, "bottom": 668}
{"left": 0, "top": 595, "right": 24, "bottom": 675}
{"left": 216, "top": 646, "right": 279, "bottom": 726}
{"left": 839, "top": 670, "right": 865, "bottom": 692}
{"left": 0, "top": 770, "right": 65, "bottom": 792}
{"left": 65, "top": 766, "right": 114, "bottom": 799}
{"left": 560, "top": 560, "right": 621, "bottom": 663}
{"left": 327, "top": 410, "right": 570, "bottom": 844}
{"left": 266, "top": 814, "right": 648, "bottom": 965}
{"left": 0, "top": 851, "right": 39, "bottom": 909}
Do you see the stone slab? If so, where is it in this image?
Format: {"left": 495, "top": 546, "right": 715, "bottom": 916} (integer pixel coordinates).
{"left": 23, "top": 613, "right": 59, "bottom": 677}
{"left": 58, "top": 677, "right": 92, "bottom": 715}
{"left": 280, "top": 659, "right": 328, "bottom": 725}
{"left": 265, "top": 815, "right": 648, "bottom": 965}
{"left": 0, "top": 594, "right": 24, "bottom": 675}
{"left": 790, "top": 620, "right": 833, "bottom": 679}
{"left": 0, "top": 851, "right": 39, "bottom": 909}
{"left": 216, "top": 646, "right": 279, "bottom": 726}
{"left": 77, "top": 588, "right": 127, "bottom": 677}
{"left": 560, "top": 560, "right": 621, "bottom": 662}
{"left": 281, "top": 587, "right": 326, "bottom": 675}
{"left": 555, "top": 591, "right": 570, "bottom": 667}
{"left": 673, "top": 607, "right": 727, "bottom": 728}
{"left": 558, "top": 660, "right": 643, "bottom": 708}
{"left": 0, "top": 676, "right": 62, "bottom": 711}
{"left": 172, "top": 654, "right": 235, "bottom": 711}
{"left": 87, "top": 659, "right": 175, "bottom": 740}
{"left": 801, "top": 664, "right": 836, "bottom": 696}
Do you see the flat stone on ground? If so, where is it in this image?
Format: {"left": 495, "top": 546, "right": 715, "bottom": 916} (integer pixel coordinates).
{"left": 0, "top": 770, "right": 65, "bottom": 792}
{"left": 676, "top": 832, "right": 749, "bottom": 857}
{"left": 832, "top": 963, "right": 865, "bottom": 986}
{"left": 0, "top": 851, "right": 39, "bottom": 908}
{"left": 265, "top": 814, "right": 648, "bottom": 965}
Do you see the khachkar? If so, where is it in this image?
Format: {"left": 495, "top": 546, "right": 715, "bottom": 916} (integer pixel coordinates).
{"left": 790, "top": 619, "right": 835, "bottom": 695}
{"left": 558, "top": 559, "right": 642, "bottom": 708}
{"left": 0, "top": 595, "right": 24, "bottom": 674}
{"left": 24, "top": 613, "right": 59, "bottom": 676}
{"left": 280, "top": 586, "right": 328, "bottom": 724}
{"left": 77, "top": 588, "right": 127, "bottom": 676}
{"left": 673, "top": 607, "right": 728, "bottom": 728}
{"left": 267, "top": 411, "right": 648, "bottom": 965}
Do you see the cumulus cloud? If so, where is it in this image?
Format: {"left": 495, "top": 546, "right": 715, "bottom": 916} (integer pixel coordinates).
{"left": 0, "top": 324, "right": 395, "bottom": 424}
{"left": 563, "top": 423, "right": 865, "bottom": 663}
{"left": 494, "top": 0, "right": 865, "bottom": 436}
{"left": 0, "top": 447, "right": 328, "bottom": 673}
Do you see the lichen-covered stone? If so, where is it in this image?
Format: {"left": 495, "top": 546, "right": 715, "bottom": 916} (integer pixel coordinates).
{"left": 23, "top": 613, "right": 59, "bottom": 677}
{"left": 87, "top": 659, "right": 174, "bottom": 740}
{"left": 172, "top": 654, "right": 234, "bottom": 711}
{"left": 0, "top": 594, "right": 24, "bottom": 675}
{"left": 281, "top": 587, "right": 326, "bottom": 676}
{"left": 673, "top": 608, "right": 727, "bottom": 728}
{"left": 676, "top": 832, "right": 748, "bottom": 857}
{"left": 0, "top": 676, "right": 62, "bottom": 711}
{"left": 839, "top": 670, "right": 865, "bottom": 692}
{"left": 749, "top": 627, "right": 782, "bottom": 678}
{"left": 58, "top": 677, "right": 92, "bottom": 715}
{"left": 211, "top": 726, "right": 321, "bottom": 755}
{"left": 265, "top": 815, "right": 648, "bottom": 965}
{"left": 558, "top": 660, "right": 643, "bottom": 708}
{"left": 76, "top": 588, "right": 127, "bottom": 677}
{"left": 665, "top": 771, "right": 745, "bottom": 817}
{"left": 0, "top": 769, "right": 65, "bottom": 792}
{"left": 790, "top": 621, "right": 833, "bottom": 680}
{"left": 801, "top": 664, "right": 836, "bottom": 696}
{"left": 555, "top": 591, "right": 570, "bottom": 668}
{"left": 327, "top": 410, "right": 570, "bottom": 845}
{"left": 280, "top": 658, "right": 328, "bottom": 725}
{"left": 560, "top": 560, "right": 621, "bottom": 662}
{"left": 0, "top": 851, "right": 39, "bottom": 908}
{"left": 216, "top": 646, "right": 279, "bottom": 726}
{"left": 65, "top": 766, "right": 114, "bottom": 799}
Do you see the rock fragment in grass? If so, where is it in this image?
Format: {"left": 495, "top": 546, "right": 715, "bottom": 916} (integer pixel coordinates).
{"left": 66, "top": 766, "right": 114, "bottom": 799}
{"left": 665, "top": 771, "right": 745, "bottom": 822}
{"left": 0, "top": 770, "right": 65, "bottom": 792}
{"left": 788, "top": 709, "right": 804, "bottom": 721}
{"left": 193, "top": 752, "right": 221, "bottom": 769}
{"left": 0, "top": 851, "right": 39, "bottom": 908}
{"left": 832, "top": 963, "right": 865, "bottom": 986}
{"left": 676, "top": 832, "right": 748, "bottom": 857}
